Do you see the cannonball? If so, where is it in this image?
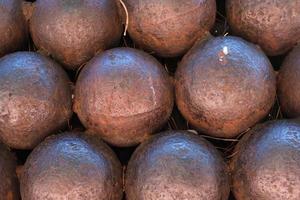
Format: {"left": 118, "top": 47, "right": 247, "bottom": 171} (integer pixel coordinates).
{"left": 226, "top": 0, "right": 300, "bottom": 56}
{"left": 0, "top": 0, "right": 27, "bottom": 57}
{"left": 21, "top": 132, "right": 123, "bottom": 200}
{"left": 175, "top": 36, "right": 276, "bottom": 138}
{"left": 231, "top": 119, "right": 300, "bottom": 200}
{"left": 74, "top": 47, "right": 174, "bottom": 147}
{"left": 0, "top": 52, "right": 72, "bottom": 149}
{"left": 30, "top": 0, "right": 122, "bottom": 70}
{"left": 122, "top": 0, "right": 216, "bottom": 57}
{"left": 125, "top": 130, "right": 230, "bottom": 200}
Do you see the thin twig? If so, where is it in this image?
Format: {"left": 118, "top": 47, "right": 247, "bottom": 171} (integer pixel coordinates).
{"left": 119, "top": 0, "right": 129, "bottom": 36}
{"left": 164, "top": 64, "right": 170, "bottom": 74}
{"left": 217, "top": 11, "right": 226, "bottom": 19}
{"left": 170, "top": 117, "right": 178, "bottom": 130}
{"left": 275, "top": 95, "right": 283, "bottom": 119}
{"left": 187, "top": 129, "right": 198, "bottom": 135}
{"left": 226, "top": 151, "right": 238, "bottom": 159}
{"left": 123, "top": 37, "right": 128, "bottom": 47}
{"left": 200, "top": 134, "right": 239, "bottom": 142}
{"left": 75, "top": 62, "right": 86, "bottom": 79}
{"left": 236, "top": 128, "right": 251, "bottom": 139}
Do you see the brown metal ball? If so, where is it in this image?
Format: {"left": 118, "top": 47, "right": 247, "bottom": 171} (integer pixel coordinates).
{"left": 226, "top": 0, "right": 300, "bottom": 56}
{"left": 278, "top": 45, "right": 300, "bottom": 118}
{"left": 125, "top": 130, "right": 230, "bottom": 200}
{"left": 122, "top": 0, "right": 216, "bottom": 57}
{"left": 30, "top": 0, "right": 122, "bottom": 70}
{"left": 175, "top": 36, "right": 276, "bottom": 138}
{"left": 0, "top": 0, "right": 27, "bottom": 57}
{"left": 20, "top": 132, "right": 123, "bottom": 200}
{"left": 0, "top": 142, "right": 19, "bottom": 200}
{"left": 74, "top": 47, "right": 174, "bottom": 147}
{"left": 0, "top": 52, "right": 72, "bottom": 149}
{"left": 231, "top": 119, "right": 300, "bottom": 200}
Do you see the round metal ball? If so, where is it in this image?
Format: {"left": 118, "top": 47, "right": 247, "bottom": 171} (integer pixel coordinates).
{"left": 226, "top": 0, "right": 300, "bottom": 56}
{"left": 231, "top": 119, "right": 300, "bottom": 200}
{"left": 0, "top": 52, "right": 72, "bottom": 149}
{"left": 125, "top": 130, "right": 230, "bottom": 200}
{"left": 123, "top": 0, "right": 216, "bottom": 57}
{"left": 0, "top": 0, "right": 27, "bottom": 57}
{"left": 74, "top": 47, "right": 174, "bottom": 147}
{"left": 21, "top": 132, "right": 123, "bottom": 200}
{"left": 175, "top": 36, "right": 276, "bottom": 138}
{"left": 30, "top": 0, "right": 122, "bottom": 70}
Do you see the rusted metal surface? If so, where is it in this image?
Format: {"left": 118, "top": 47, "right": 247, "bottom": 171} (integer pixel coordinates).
{"left": 122, "top": 0, "right": 216, "bottom": 57}
{"left": 74, "top": 47, "right": 174, "bottom": 147}
{"left": 0, "top": 142, "right": 19, "bottom": 200}
{"left": 0, "top": 52, "right": 72, "bottom": 149}
{"left": 30, "top": 0, "right": 122, "bottom": 70}
{"left": 231, "top": 119, "right": 300, "bottom": 200}
{"left": 125, "top": 131, "right": 230, "bottom": 200}
{"left": 278, "top": 44, "right": 300, "bottom": 118}
{"left": 175, "top": 36, "right": 276, "bottom": 138}
{"left": 21, "top": 1, "right": 34, "bottom": 21}
{"left": 21, "top": 132, "right": 123, "bottom": 200}
{"left": 226, "top": 0, "right": 300, "bottom": 56}
{"left": 0, "top": 0, "right": 27, "bottom": 57}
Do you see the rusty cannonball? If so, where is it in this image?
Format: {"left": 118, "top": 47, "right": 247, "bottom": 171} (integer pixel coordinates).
{"left": 0, "top": 0, "right": 27, "bottom": 57}
{"left": 125, "top": 131, "right": 230, "bottom": 200}
{"left": 278, "top": 45, "right": 300, "bottom": 118}
{"left": 74, "top": 47, "right": 174, "bottom": 147}
{"left": 122, "top": 0, "right": 216, "bottom": 57}
{"left": 0, "top": 142, "right": 19, "bottom": 200}
{"left": 226, "top": 0, "right": 300, "bottom": 56}
{"left": 21, "top": 132, "right": 123, "bottom": 200}
{"left": 231, "top": 119, "right": 300, "bottom": 200}
{"left": 0, "top": 52, "right": 72, "bottom": 149}
{"left": 175, "top": 36, "right": 276, "bottom": 138}
{"left": 30, "top": 0, "right": 122, "bottom": 70}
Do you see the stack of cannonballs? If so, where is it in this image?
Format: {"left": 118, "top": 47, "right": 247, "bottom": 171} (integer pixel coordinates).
{"left": 0, "top": 0, "right": 299, "bottom": 199}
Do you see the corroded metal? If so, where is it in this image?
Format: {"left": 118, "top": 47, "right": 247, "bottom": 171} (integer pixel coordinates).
{"left": 175, "top": 36, "right": 276, "bottom": 138}
{"left": 21, "top": 132, "right": 123, "bottom": 200}
{"left": 231, "top": 119, "right": 300, "bottom": 200}
{"left": 30, "top": 0, "right": 122, "bottom": 70}
{"left": 0, "top": 52, "right": 72, "bottom": 149}
{"left": 0, "top": 0, "right": 27, "bottom": 57}
{"left": 0, "top": 142, "right": 19, "bottom": 200}
{"left": 226, "top": 0, "right": 300, "bottom": 56}
{"left": 74, "top": 47, "right": 174, "bottom": 147}
{"left": 278, "top": 44, "right": 300, "bottom": 118}
{"left": 122, "top": 0, "right": 216, "bottom": 57}
{"left": 125, "top": 131, "right": 230, "bottom": 200}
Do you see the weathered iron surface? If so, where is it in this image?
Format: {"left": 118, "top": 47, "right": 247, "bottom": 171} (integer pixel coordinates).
{"left": 0, "top": 0, "right": 27, "bottom": 57}
{"left": 125, "top": 130, "right": 230, "bottom": 200}
{"left": 175, "top": 36, "right": 276, "bottom": 138}
{"left": 74, "top": 47, "right": 174, "bottom": 147}
{"left": 0, "top": 142, "right": 19, "bottom": 200}
{"left": 30, "top": 0, "right": 122, "bottom": 70}
{"left": 122, "top": 0, "right": 216, "bottom": 57}
{"left": 231, "top": 119, "right": 300, "bottom": 200}
{"left": 278, "top": 44, "right": 300, "bottom": 118}
{"left": 21, "top": 132, "right": 123, "bottom": 200}
{"left": 0, "top": 52, "right": 72, "bottom": 149}
{"left": 226, "top": 0, "right": 300, "bottom": 56}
